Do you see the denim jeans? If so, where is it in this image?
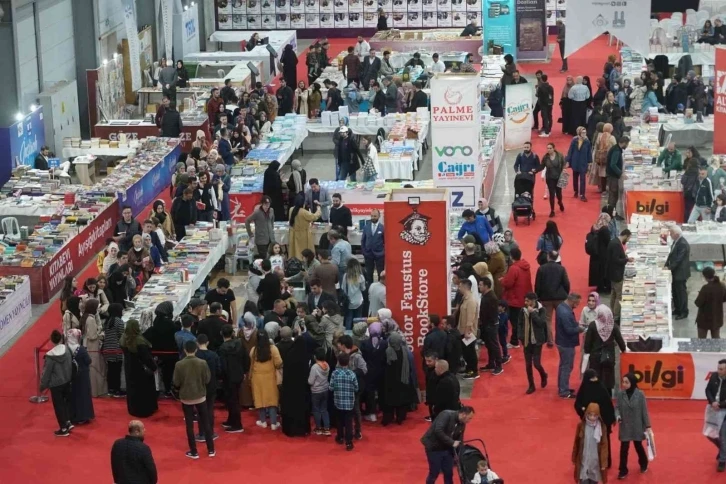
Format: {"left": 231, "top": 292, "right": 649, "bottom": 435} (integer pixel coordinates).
{"left": 336, "top": 408, "right": 353, "bottom": 444}
{"left": 573, "top": 170, "right": 587, "bottom": 197}
{"left": 258, "top": 406, "right": 278, "bottom": 425}
{"left": 497, "top": 319, "right": 509, "bottom": 358}
{"left": 557, "top": 345, "right": 576, "bottom": 396}
{"left": 345, "top": 305, "right": 362, "bottom": 331}
{"left": 425, "top": 450, "right": 455, "bottom": 484}
{"left": 688, "top": 205, "right": 711, "bottom": 223}
{"left": 338, "top": 161, "right": 357, "bottom": 181}
{"left": 311, "top": 391, "right": 330, "bottom": 428}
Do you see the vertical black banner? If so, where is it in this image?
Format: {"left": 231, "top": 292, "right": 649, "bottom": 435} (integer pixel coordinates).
{"left": 515, "top": 0, "right": 546, "bottom": 51}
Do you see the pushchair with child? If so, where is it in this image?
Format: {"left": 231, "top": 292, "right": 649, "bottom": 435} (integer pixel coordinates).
{"left": 456, "top": 438, "right": 502, "bottom": 483}
{"left": 511, "top": 172, "right": 535, "bottom": 225}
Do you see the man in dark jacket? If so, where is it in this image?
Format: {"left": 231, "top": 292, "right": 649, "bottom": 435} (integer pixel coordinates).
{"left": 329, "top": 193, "right": 353, "bottom": 230}
{"left": 382, "top": 76, "right": 398, "bottom": 114}
{"left": 534, "top": 250, "right": 571, "bottom": 346}
{"left": 276, "top": 79, "right": 294, "bottom": 116}
{"left": 518, "top": 293, "right": 548, "bottom": 394}
{"left": 555, "top": 294, "right": 584, "bottom": 399}
{"left": 607, "top": 229, "right": 632, "bottom": 321}
{"left": 218, "top": 325, "right": 249, "bottom": 433}
{"left": 688, "top": 166, "right": 715, "bottom": 223}
{"left": 197, "top": 302, "right": 227, "bottom": 351}
{"left": 336, "top": 126, "right": 364, "bottom": 181}
{"left": 194, "top": 334, "right": 221, "bottom": 442}
{"left": 220, "top": 78, "right": 238, "bottom": 105}
{"left": 115, "top": 205, "right": 143, "bottom": 253}
{"left": 694, "top": 267, "right": 726, "bottom": 339}
{"left": 325, "top": 80, "right": 343, "bottom": 111}
{"left": 342, "top": 46, "right": 361, "bottom": 84}
{"left": 478, "top": 278, "right": 502, "bottom": 375}
{"left": 257, "top": 260, "right": 282, "bottom": 312}
{"left": 160, "top": 102, "right": 183, "bottom": 138}
{"left": 423, "top": 352, "right": 439, "bottom": 422}
{"left": 408, "top": 81, "right": 429, "bottom": 112}
{"left": 306, "top": 279, "right": 335, "bottom": 312}
{"left": 360, "top": 49, "right": 381, "bottom": 91}
{"left": 422, "top": 315, "right": 448, "bottom": 366}
{"left": 665, "top": 225, "right": 691, "bottom": 320}
{"left": 171, "top": 188, "right": 198, "bottom": 240}
{"left": 536, "top": 74, "right": 554, "bottom": 136}
{"left": 706, "top": 359, "right": 726, "bottom": 472}
{"left": 111, "top": 420, "right": 158, "bottom": 484}
{"left": 34, "top": 145, "right": 51, "bottom": 170}
{"left": 443, "top": 315, "right": 463, "bottom": 374}
{"left": 514, "top": 141, "right": 541, "bottom": 175}
{"left": 431, "top": 360, "right": 461, "bottom": 419}
{"left": 420, "top": 406, "right": 475, "bottom": 483}
{"left": 606, "top": 136, "right": 630, "bottom": 212}
{"left": 40, "top": 330, "right": 73, "bottom": 436}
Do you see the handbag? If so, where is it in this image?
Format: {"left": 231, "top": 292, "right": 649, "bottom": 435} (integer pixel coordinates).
{"left": 557, "top": 170, "right": 570, "bottom": 189}
{"left": 600, "top": 345, "right": 615, "bottom": 366}
{"left": 703, "top": 404, "right": 726, "bottom": 439}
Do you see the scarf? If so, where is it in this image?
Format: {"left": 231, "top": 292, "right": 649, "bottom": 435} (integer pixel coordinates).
{"left": 473, "top": 262, "right": 491, "bottom": 279}
{"left": 155, "top": 301, "right": 174, "bottom": 318}
{"left": 593, "top": 213, "right": 611, "bottom": 231}
{"left": 385, "top": 332, "right": 410, "bottom": 385}
{"left": 368, "top": 322, "right": 382, "bottom": 349}
{"left": 562, "top": 76, "right": 574, "bottom": 97}
{"left": 584, "top": 403, "right": 603, "bottom": 442}
{"left": 120, "top": 319, "right": 151, "bottom": 353}
{"left": 138, "top": 309, "right": 155, "bottom": 334}
{"left": 67, "top": 328, "right": 81, "bottom": 354}
{"left": 290, "top": 159, "right": 303, "bottom": 193}
{"left": 152, "top": 200, "right": 167, "bottom": 225}
{"left": 103, "top": 242, "right": 119, "bottom": 274}
{"left": 623, "top": 372, "right": 638, "bottom": 398}
{"left": 594, "top": 304, "right": 615, "bottom": 341}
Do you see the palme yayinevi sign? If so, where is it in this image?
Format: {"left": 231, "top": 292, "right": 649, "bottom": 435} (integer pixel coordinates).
{"left": 430, "top": 74, "right": 481, "bottom": 212}
{"left": 0, "top": 277, "right": 32, "bottom": 348}
{"left": 504, "top": 82, "right": 534, "bottom": 150}
{"left": 565, "top": 0, "right": 650, "bottom": 57}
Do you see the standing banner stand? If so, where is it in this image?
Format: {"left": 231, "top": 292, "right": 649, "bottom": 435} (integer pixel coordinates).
{"left": 504, "top": 83, "right": 534, "bottom": 150}
{"left": 515, "top": 0, "right": 548, "bottom": 61}
{"left": 565, "top": 0, "right": 650, "bottom": 57}
{"left": 482, "top": 0, "right": 516, "bottom": 57}
{"left": 384, "top": 189, "right": 451, "bottom": 394}
{"left": 431, "top": 74, "right": 482, "bottom": 213}
{"left": 714, "top": 47, "right": 726, "bottom": 155}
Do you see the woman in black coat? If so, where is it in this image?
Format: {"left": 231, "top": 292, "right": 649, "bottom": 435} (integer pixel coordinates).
{"left": 102, "top": 303, "right": 125, "bottom": 396}
{"left": 584, "top": 305, "right": 627, "bottom": 392}
{"left": 67, "top": 329, "right": 95, "bottom": 424}
{"left": 107, "top": 265, "right": 132, "bottom": 304}
{"left": 143, "top": 301, "right": 178, "bottom": 396}
{"left": 280, "top": 336, "right": 311, "bottom": 437}
{"left": 195, "top": 171, "right": 218, "bottom": 222}
{"left": 360, "top": 322, "right": 388, "bottom": 418}
{"left": 587, "top": 213, "right": 613, "bottom": 292}
{"left": 575, "top": 369, "right": 616, "bottom": 468}
{"left": 381, "top": 332, "right": 415, "bottom": 426}
{"left": 263, "top": 161, "right": 285, "bottom": 222}
{"left": 121, "top": 320, "right": 158, "bottom": 418}
{"left": 280, "top": 44, "right": 298, "bottom": 88}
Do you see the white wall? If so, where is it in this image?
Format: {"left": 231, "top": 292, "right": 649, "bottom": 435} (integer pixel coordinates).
{"left": 15, "top": 7, "right": 40, "bottom": 108}
{"left": 39, "top": 0, "right": 76, "bottom": 88}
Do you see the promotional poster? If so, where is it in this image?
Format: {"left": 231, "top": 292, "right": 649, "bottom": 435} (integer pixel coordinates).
{"left": 504, "top": 83, "right": 534, "bottom": 150}
{"left": 482, "top": 0, "right": 517, "bottom": 57}
{"left": 515, "top": 0, "right": 546, "bottom": 52}
{"left": 0, "top": 107, "right": 46, "bottom": 187}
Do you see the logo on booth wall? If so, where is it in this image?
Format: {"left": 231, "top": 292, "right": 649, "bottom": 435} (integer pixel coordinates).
{"left": 506, "top": 102, "right": 531, "bottom": 124}
{"left": 443, "top": 87, "right": 463, "bottom": 105}
{"left": 636, "top": 199, "right": 669, "bottom": 215}
{"left": 436, "top": 162, "right": 476, "bottom": 179}
{"left": 624, "top": 353, "right": 695, "bottom": 398}
{"left": 399, "top": 209, "right": 432, "bottom": 246}
{"left": 434, "top": 146, "right": 474, "bottom": 157}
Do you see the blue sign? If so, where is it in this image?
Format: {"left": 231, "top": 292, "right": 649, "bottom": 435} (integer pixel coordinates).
{"left": 0, "top": 108, "right": 46, "bottom": 187}
{"left": 118, "top": 144, "right": 181, "bottom": 216}
{"left": 48, "top": 158, "right": 61, "bottom": 169}
{"left": 483, "top": 0, "right": 517, "bottom": 58}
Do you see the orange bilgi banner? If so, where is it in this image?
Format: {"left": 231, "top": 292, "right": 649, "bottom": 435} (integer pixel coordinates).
{"left": 384, "top": 199, "right": 451, "bottom": 389}
{"left": 715, "top": 47, "right": 726, "bottom": 155}
{"left": 624, "top": 190, "right": 684, "bottom": 223}
{"left": 620, "top": 352, "right": 695, "bottom": 399}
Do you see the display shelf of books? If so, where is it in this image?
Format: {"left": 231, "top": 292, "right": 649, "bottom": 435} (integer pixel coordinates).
{"left": 96, "top": 55, "right": 128, "bottom": 123}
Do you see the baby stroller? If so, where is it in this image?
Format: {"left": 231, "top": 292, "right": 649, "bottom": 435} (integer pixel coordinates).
{"left": 456, "top": 438, "right": 498, "bottom": 483}
{"left": 512, "top": 173, "right": 535, "bottom": 225}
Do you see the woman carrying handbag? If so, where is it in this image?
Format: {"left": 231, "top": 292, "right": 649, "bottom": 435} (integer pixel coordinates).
{"left": 542, "top": 142, "right": 566, "bottom": 217}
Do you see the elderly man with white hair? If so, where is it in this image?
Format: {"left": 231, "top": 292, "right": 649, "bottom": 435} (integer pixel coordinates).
{"left": 568, "top": 76, "right": 590, "bottom": 133}
{"left": 665, "top": 224, "right": 691, "bottom": 320}
{"left": 368, "top": 271, "right": 386, "bottom": 317}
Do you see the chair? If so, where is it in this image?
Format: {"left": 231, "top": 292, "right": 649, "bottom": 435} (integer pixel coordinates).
{"left": 671, "top": 12, "right": 683, "bottom": 25}
{"left": 1, "top": 218, "right": 20, "bottom": 242}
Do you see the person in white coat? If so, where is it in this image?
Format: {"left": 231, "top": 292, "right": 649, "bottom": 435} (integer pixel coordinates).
{"left": 353, "top": 36, "right": 371, "bottom": 61}
{"left": 361, "top": 137, "right": 380, "bottom": 182}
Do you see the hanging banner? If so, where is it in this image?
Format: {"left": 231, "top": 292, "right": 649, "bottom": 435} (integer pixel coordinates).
{"left": 515, "top": 0, "right": 546, "bottom": 52}
{"left": 504, "top": 83, "right": 534, "bottom": 150}
{"left": 714, "top": 47, "right": 726, "bottom": 155}
{"left": 0, "top": 107, "right": 46, "bottom": 186}
{"left": 483, "top": 0, "right": 517, "bottom": 58}
{"left": 120, "top": 0, "right": 142, "bottom": 91}
{"left": 0, "top": 277, "right": 31, "bottom": 349}
{"left": 384, "top": 196, "right": 451, "bottom": 390}
{"left": 564, "top": 0, "right": 650, "bottom": 58}
{"left": 160, "top": 0, "right": 173, "bottom": 61}
{"left": 431, "top": 74, "right": 481, "bottom": 212}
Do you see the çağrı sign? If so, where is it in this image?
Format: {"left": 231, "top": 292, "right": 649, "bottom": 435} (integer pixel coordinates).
{"left": 431, "top": 75, "right": 481, "bottom": 211}
{"left": 504, "top": 83, "right": 534, "bottom": 150}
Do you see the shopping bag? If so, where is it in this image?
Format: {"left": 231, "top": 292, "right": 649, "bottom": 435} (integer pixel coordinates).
{"left": 557, "top": 170, "right": 570, "bottom": 189}
{"left": 644, "top": 428, "right": 656, "bottom": 462}
{"left": 703, "top": 404, "right": 726, "bottom": 439}
{"left": 581, "top": 353, "right": 591, "bottom": 375}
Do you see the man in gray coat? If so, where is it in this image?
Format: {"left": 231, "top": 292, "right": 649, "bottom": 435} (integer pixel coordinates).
{"left": 304, "top": 178, "right": 332, "bottom": 222}
{"left": 40, "top": 329, "right": 73, "bottom": 437}
{"left": 382, "top": 76, "right": 398, "bottom": 114}
{"left": 245, "top": 196, "right": 276, "bottom": 257}
{"left": 664, "top": 225, "right": 691, "bottom": 320}
{"left": 158, "top": 58, "right": 178, "bottom": 103}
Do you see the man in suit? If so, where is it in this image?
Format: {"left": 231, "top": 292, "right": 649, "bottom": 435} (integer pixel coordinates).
{"left": 665, "top": 225, "right": 691, "bottom": 320}
{"left": 306, "top": 278, "right": 335, "bottom": 311}
{"left": 34, "top": 146, "right": 51, "bottom": 170}
{"left": 304, "top": 178, "right": 332, "bottom": 222}
{"left": 361, "top": 209, "right": 385, "bottom": 285}
{"left": 408, "top": 81, "right": 429, "bottom": 112}
{"left": 607, "top": 229, "right": 633, "bottom": 321}
{"left": 360, "top": 49, "right": 381, "bottom": 91}
{"left": 160, "top": 102, "right": 183, "bottom": 138}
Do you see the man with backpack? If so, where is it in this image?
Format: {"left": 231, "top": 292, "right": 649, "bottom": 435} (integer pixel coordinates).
{"left": 536, "top": 74, "right": 555, "bottom": 137}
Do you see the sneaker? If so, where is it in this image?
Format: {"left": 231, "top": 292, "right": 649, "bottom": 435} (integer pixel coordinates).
{"left": 543, "top": 193, "right": 548, "bottom": 199}
{"left": 718, "top": 462, "right": 726, "bottom": 472}
{"left": 526, "top": 386, "right": 535, "bottom": 395}
{"left": 573, "top": 192, "right": 579, "bottom": 198}
{"left": 221, "top": 422, "right": 232, "bottom": 429}
{"left": 209, "top": 451, "right": 216, "bottom": 458}
{"left": 270, "top": 423, "right": 280, "bottom": 430}
{"left": 502, "top": 355, "right": 512, "bottom": 365}
{"left": 346, "top": 443, "right": 354, "bottom": 451}
{"left": 617, "top": 471, "right": 628, "bottom": 479}
{"left": 185, "top": 451, "right": 199, "bottom": 460}
{"left": 195, "top": 433, "right": 206, "bottom": 442}
{"left": 323, "top": 428, "right": 332, "bottom": 436}
{"left": 558, "top": 202, "right": 565, "bottom": 212}
{"left": 424, "top": 416, "right": 432, "bottom": 422}
{"left": 354, "top": 431, "right": 362, "bottom": 440}
{"left": 580, "top": 196, "right": 588, "bottom": 202}
{"left": 335, "top": 437, "right": 344, "bottom": 445}
{"left": 225, "top": 427, "right": 244, "bottom": 434}
{"left": 256, "top": 420, "right": 268, "bottom": 428}
{"left": 463, "top": 372, "right": 480, "bottom": 380}
{"left": 364, "top": 414, "right": 377, "bottom": 422}
{"left": 549, "top": 211, "right": 555, "bottom": 217}
{"left": 640, "top": 464, "right": 648, "bottom": 473}
{"left": 54, "top": 428, "right": 70, "bottom": 437}
{"left": 541, "top": 374, "right": 548, "bottom": 389}
{"left": 539, "top": 132, "right": 550, "bottom": 138}
{"left": 492, "top": 368, "right": 504, "bottom": 376}
{"left": 507, "top": 343, "right": 520, "bottom": 349}
{"left": 314, "top": 428, "right": 322, "bottom": 435}
{"left": 559, "top": 392, "right": 575, "bottom": 399}
{"left": 479, "top": 365, "right": 495, "bottom": 372}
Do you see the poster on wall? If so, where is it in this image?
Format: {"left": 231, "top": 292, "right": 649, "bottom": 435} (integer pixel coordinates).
{"left": 516, "top": 0, "right": 546, "bottom": 51}
{"left": 349, "top": 12, "right": 363, "bottom": 26}
{"left": 437, "top": 10, "right": 452, "bottom": 26}
{"left": 467, "top": 11, "right": 481, "bottom": 24}
{"left": 320, "top": 0, "right": 333, "bottom": 12}
{"left": 483, "top": 0, "right": 517, "bottom": 57}
{"left": 466, "top": 0, "right": 481, "bottom": 11}
{"left": 304, "top": 0, "right": 318, "bottom": 10}
{"left": 422, "top": 0, "right": 436, "bottom": 11}
{"left": 423, "top": 11, "right": 437, "bottom": 25}
{"left": 408, "top": 11, "right": 422, "bottom": 26}
{"left": 350, "top": 0, "right": 363, "bottom": 12}
{"left": 291, "top": 13, "right": 305, "bottom": 26}
{"left": 408, "top": 0, "right": 422, "bottom": 11}
{"left": 364, "top": 0, "right": 378, "bottom": 10}
{"left": 262, "top": 13, "right": 276, "bottom": 26}
{"left": 291, "top": 0, "right": 304, "bottom": 12}
{"left": 247, "top": 0, "right": 261, "bottom": 12}
{"left": 306, "top": 12, "right": 320, "bottom": 25}
{"left": 276, "top": 13, "right": 291, "bottom": 26}
{"left": 393, "top": 12, "right": 407, "bottom": 26}
{"left": 233, "top": 14, "right": 247, "bottom": 27}
{"left": 714, "top": 47, "right": 726, "bottom": 155}
{"left": 452, "top": 0, "right": 466, "bottom": 12}
{"left": 334, "top": 12, "right": 349, "bottom": 26}
{"left": 277, "top": 0, "right": 290, "bottom": 11}
{"left": 504, "top": 83, "right": 534, "bottom": 150}
{"left": 438, "top": 0, "right": 451, "bottom": 10}
{"left": 261, "top": 0, "right": 275, "bottom": 13}
{"left": 321, "top": 13, "right": 334, "bottom": 25}
{"left": 233, "top": 0, "right": 246, "bottom": 13}
{"left": 393, "top": 0, "right": 406, "bottom": 12}
{"left": 565, "top": 0, "right": 649, "bottom": 57}
{"left": 380, "top": 0, "right": 392, "bottom": 11}
{"left": 0, "top": 108, "right": 46, "bottom": 172}
{"left": 334, "top": 0, "right": 348, "bottom": 12}
{"left": 247, "top": 14, "right": 261, "bottom": 27}
{"left": 364, "top": 11, "right": 378, "bottom": 26}
{"left": 452, "top": 11, "right": 466, "bottom": 26}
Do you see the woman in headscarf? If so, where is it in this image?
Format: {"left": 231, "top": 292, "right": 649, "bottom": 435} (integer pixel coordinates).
{"left": 239, "top": 313, "right": 258, "bottom": 408}
{"left": 121, "top": 319, "right": 157, "bottom": 417}
{"left": 500, "top": 54, "right": 516, "bottom": 86}
{"left": 352, "top": 321, "right": 368, "bottom": 348}
{"left": 559, "top": 75, "right": 574, "bottom": 135}
{"left": 175, "top": 60, "right": 189, "bottom": 88}
{"left": 595, "top": 123, "right": 617, "bottom": 194}
{"left": 499, "top": 229, "right": 519, "bottom": 265}
{"left": 587, "top": 212, "right": 613, "bottom": 292}
{"left": 142, "top": 301, "right": 177, "bottom": 397}
{"left": 593, "top": 77, "right": 608, "bottom": 108}
{"left": 381, "top": 332, "right": 415, "bottom": 426}
{"left": 263, "top": 161, "right": 285, "bottom": 221}
{"left": 572, "top": 402, "right": 609, "bottom": 483}
{"left": 62, "top": 296, "right": 82, "bottom": 336}
{"left": 276, "top": 326, "right": 295, "bottom": 361}
{"left": 107, "top": 264, "right": 135, "bottom": 304}
{"left": 286, "top": 159, "right": 306, "bottom": 197}
{"left": 378, "top": 308, "right": 400, "bottom": 336}
{"left": 80, "top": 277, "right": 109, "bottom": 316}
{"left": 588, "top": 122, "right": 605, "bottom": 189}
{"left": 265, "top": 320, "right": 281, "bottom": 343}
{"left": 66, "top": 328, "right": 94, "bottom": 424}
{"left": 127, "top": 235, "right": 149, "bottom": 281}
{"left": 280, "top": 330, "right": 312, "bottom": 437}
{"left": 250, "top": 328, "right": 283, "bottom": 430}
{"left": 79, "top": 298, "right": 106, "bottom": 397}
{"left": 171, "top": 161, "right": 186, "bottom": 198}
{"left": 473, "top": 262, "right": 494, "bottom": 289}
{"left": 615, "top": 373, "right": 651, "bottom": 478}
{"left": 280, "top": 44, "right": 298, "bottom": 88}
{"left": 629, "top": 78, "right": 646, "bottom": 116}
{"left": 308, "top": 82, "right": 322, "bottom": 118}
{"left": 579, "top": 292, "right": 600, "bottom": 328}
{"left": 59, "top": 276, "right": 77, "bottom": 315}
{"left": 149, "top": 200, "right": 174, "bottom": 241}
{"left": 482, "top": 241, "right": 506, "bottom": 297}
{"left": 101, "top": 243, "right": 119, "bottom": 275}
{"left": 584, "top": 304, "right": 626, "bottom": 391}
{"left": 575, "top": 369, "right": 616, "bottom": 470}
{"left": 294, "top": 81, "right": 309, "bottom": 116}
{"left": 213, "top": 164, "right": 231, "bottom": 222}
{"left": 582, "top": 76, "right": 594, "bottom": 109}
{"left": 288, "top": 193, "right": 321, "bottom": 260}
{"left": 101, "top": 303, "right": 125, "bottom": 397}
{"left": 360, "top": 321, "right": 387, "bottom": 420}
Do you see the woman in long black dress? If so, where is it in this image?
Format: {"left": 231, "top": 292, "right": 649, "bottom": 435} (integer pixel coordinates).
{"left": 67, "top": 329, "right": 94, "bottom": 424}
{"left": 262, "top": 161, "right": 284, "bottom": 222}
{"left": 381, "top": 332, "right": 415, "bottom": 426}
{"left": 584, "top": 305, "right": 627, "bottom": 392}
{"left": 575, "top": 369, "right": 616, "bottom": 469}
{"left": 102, "top": 303, "right": 125, "bottom": 397}
{"left": 280, "top": 335, "right": 312, "bottom": 437}
{"left": 559, "top": 76, "right": 574, "bottom": 135}
{"left": 587, "top": 212, "right": 613, "bottom": 292}
{"left": 143, "top": 301, "right": 177, "bottom": 396}
{"left": 280, "top": 44, "right": 298, "bottom": 88}
{"left": 120, "top": 319, "right": 158, "bottom": 418}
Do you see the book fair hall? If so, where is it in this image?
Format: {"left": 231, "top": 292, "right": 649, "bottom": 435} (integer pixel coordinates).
{"left": 2, "top": 0, "right": 726, "bottom": 481}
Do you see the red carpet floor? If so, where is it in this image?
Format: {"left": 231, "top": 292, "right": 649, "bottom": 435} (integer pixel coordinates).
{"left": 0, "top": 36, "right": 716, "bottom": 483}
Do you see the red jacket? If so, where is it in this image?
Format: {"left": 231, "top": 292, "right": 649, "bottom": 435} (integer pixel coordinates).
{"left": 501, "top": 259, "right": 533, "bottom": 308}
{"left": 207, "top": 96, "right": 225, "bottom": 127}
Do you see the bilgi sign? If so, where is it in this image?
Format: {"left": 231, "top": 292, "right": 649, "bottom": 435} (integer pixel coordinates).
{"left": 430, "top": 75, "right": 482, "bottom": 212}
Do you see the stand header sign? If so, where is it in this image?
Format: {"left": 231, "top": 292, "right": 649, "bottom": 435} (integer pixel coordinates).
{"left": 483, "top": 0, "right": 517, "bottom": 57}
{"left": 431, "top": 74, "right": 482, "bottom": 212}
{"left": 565, "top": 0, "right": 650, "bottom": 57}
{"left": 714, "top": 47, "right": 726, "bottom": 155}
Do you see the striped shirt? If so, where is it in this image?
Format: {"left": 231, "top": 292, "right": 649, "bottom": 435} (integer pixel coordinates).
{"left": 568, "top": 84, "right": 590, "bottom": 102}
{"left": 330, "top": 367, "right": 359, "bottom": 410}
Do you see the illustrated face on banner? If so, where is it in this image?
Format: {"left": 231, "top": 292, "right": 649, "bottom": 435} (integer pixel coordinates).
{"left": 399, "top": 210, "right": 432, "bottom": 245}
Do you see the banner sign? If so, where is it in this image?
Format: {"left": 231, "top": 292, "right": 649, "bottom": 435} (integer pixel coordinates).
{"left": 0, "top": 277, "right": 32, "bottom": 348}
{"left": 504, "top": 83, "right": 534, "bottom": 150}
{"left": 515, "top": 0, "right": 546, "bottom": 52}
{"left": 565, "top": 0, "right": 650, "bottom": 58}
{"left": 621, "top": 351, "right": 724, "bottom": 400}
{"left": 483, "top": 0, "right": 517, "bottom": 57}
{"left": 384, "top": 198, "right": 450, "bottom": 390}
{"left": 120, "top": 0, "right": 142, "bottom": 90}
{"left": 117, "top": 144, "right": 180, "bottom": 216}
{"left": 431, "top": 75, "right": 481, "bottom": 212}
{"left": 714, "top": 47, "right": 726, "bottom": 155}
{"left": 160, "top": 0, "right": 173, "bottom": 61}
{"left": 623, "top": 190, "right": 684, "bottom": 223}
